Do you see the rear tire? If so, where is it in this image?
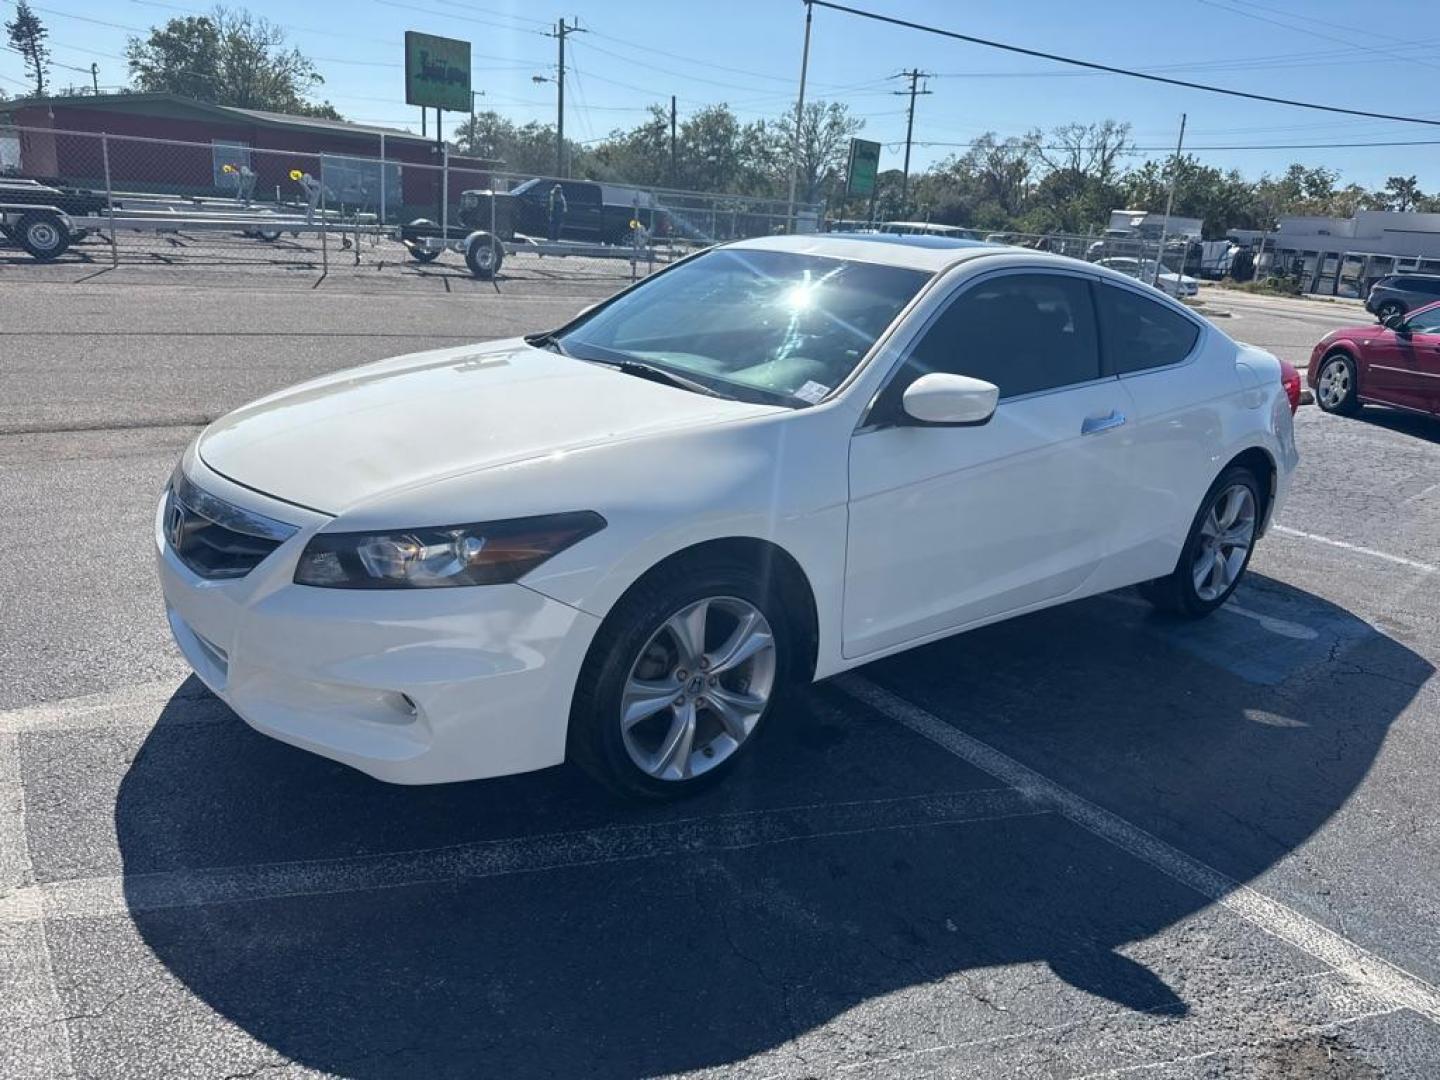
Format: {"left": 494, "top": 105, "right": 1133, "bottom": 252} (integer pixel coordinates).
{"left": 404, "top": 218, "right": 442, "bottom": 263}
{"left": 568, "top": 557, "right": 794, "bottom": 801}
{"left": 1315, "top": 352, "right": 1361, "bottom": 416}
{"left": 465, "top": 233, "right": 503, "bottom": 278}
{"left": 1376, "top": 300, "right": 1405, "bottom": 322}
{"left": 1139, "top": 466, "right": 1262, "bottom": 618}
{"left": 16, "top": 211, "right": 70, "bottom": 261}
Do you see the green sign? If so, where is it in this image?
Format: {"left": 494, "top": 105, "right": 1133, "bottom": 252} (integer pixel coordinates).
{"left": 404, "top": 31, "right": 472, "bottom": 112}
{"left": 846, "top": 138, "right": 881, "bottom": 197}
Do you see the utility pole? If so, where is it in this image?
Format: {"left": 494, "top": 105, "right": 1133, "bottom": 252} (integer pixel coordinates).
{"left": 90, "top": 62, "right": 98, "bottom": 95}
{"left": 785, "top": 0, "right": 814, "bottom": 232}
{"left": 670, "top": 94, "right": 677, "bottom": 186}
{"left": 547, "top": 18, "right": 587, "bottom": 178}
{"left": 892, "top": 68, "right": 932, "bottom": 209}
{"left": 1152, "top": 112, "right": 1187, "bottom": 288}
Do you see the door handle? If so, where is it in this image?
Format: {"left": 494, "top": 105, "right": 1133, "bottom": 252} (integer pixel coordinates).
{"left": 1081, "top": 410, "right": 1127, "bottom": 435}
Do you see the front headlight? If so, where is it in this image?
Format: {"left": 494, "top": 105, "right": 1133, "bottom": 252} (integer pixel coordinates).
{"left": 293, "top": 511, "right": 605, "bottom": 589}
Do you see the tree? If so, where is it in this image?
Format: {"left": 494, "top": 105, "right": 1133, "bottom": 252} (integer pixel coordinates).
{"left": 127, "top": 6, "right": 340, "bottom": 118}
{"left": 1383, "top": 175, "right": 1423, "bottom": 213}
{"left": 5, "top": 0, "right": 49, "bottom": 98}
{"left": 583, "top": 104, "right": 670, "bottom": 186}
{"left": 1033, "top": 120, "right": 1132, "bottom": 186}
{"left": 452, "top": 111, "right": 586, "bottom": 177}
{"left": 773, "top": 100, "right": 863, "bottom": 204}
{"left": 1022, "top": 121, "right": 1133, "bottom": 233}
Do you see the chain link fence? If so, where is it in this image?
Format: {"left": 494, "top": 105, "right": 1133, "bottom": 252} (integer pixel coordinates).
{"left": 0, "top": 123, "right": 824, "bottom": 288}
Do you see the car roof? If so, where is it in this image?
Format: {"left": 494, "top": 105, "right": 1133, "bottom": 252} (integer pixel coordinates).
{"left": 728, "top": 233, "right": 1020, "bottom": 271}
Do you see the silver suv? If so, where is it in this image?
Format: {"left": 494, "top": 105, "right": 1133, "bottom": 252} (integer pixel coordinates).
{"left": 1365, "top": 273, "right": 1440, "bottom": 321}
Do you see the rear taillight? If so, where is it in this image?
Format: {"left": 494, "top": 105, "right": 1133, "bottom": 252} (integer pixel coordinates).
{"left": 1279, "top": 359, "right": 1302, "bottom": 414}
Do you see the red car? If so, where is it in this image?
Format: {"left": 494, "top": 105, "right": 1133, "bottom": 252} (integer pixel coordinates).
{"left": 1308, "top": 302, "right": 1440, "bottom": 416}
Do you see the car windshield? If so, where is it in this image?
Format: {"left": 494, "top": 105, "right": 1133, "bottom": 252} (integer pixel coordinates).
{"left": 554, "top": 248, "right": 932, "bottom": 406}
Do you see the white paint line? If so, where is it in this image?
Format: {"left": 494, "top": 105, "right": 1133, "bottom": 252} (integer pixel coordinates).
{"left": 1066, "top": 1006, "right": 1406, "bottom": 1079}
{"left": 0, "top": 734, "right": 76, "bottom": 1077}
{"left": 0, "top": 680, "right": 218, "bottom": 736}
{"left": 0, "top": 787, "right": 1045, "bottom": 925}
{"left": 1102, "top": 591, "right": 1318, "bottom": 641}
{"left": 833, "top": 674, "right": 1440, "bottom": 1026}
{"left": 1271, "top": 525, "right": 1437, "bottom": 574}
{"left": 1223, "top": 601, "right": 1318, "bottom": 641}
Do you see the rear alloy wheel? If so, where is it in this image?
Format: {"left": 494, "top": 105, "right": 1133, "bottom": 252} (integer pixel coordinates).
{"left": 1139, "top": 467, "right": 1261, "bottom": 618}
{"left": 1315, "top": 352, "right": 1361, "bottom": 416}
{"left": 569, "top": 561, "right": 791, "bottom": 800}
{"left": 1376, "top": 300, "right": 1404, "bottom": 322}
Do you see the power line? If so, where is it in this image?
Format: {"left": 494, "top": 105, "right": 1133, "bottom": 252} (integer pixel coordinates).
{"left": 806, "top": 0, "right": 1440, "bottom": 127}
{"left": 1195, "top": 0, "right": 1440, "bottom": 74}
{"left": 369, "top": 0, "right": 549, "bottom": 37}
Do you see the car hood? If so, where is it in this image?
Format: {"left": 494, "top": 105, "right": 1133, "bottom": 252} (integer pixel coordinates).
{"left": 197, "top": 338, "right": 780, "bottom": 515}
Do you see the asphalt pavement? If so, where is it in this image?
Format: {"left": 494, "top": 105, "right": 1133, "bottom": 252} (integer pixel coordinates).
{"left": 2, "top": 274, "right": 1438, "bottom": 1079}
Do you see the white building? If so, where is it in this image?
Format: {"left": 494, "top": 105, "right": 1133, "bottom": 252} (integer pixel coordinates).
{"left": 1229, "top": 210, "right": 1440, "bottom": 296}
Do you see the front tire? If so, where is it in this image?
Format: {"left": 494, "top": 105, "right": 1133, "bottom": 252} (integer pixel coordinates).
{"left": 1139, "top": 466, "right": 1262, "bottom": 618}
{"left": 1376, "top": 300, "right": 1405, "bottom": 322}
{"left": 1315, "top": 352, "right": 1361, "bottom": 416}
{"left": 569, "top": 559, "right": 792, "bottom": 800}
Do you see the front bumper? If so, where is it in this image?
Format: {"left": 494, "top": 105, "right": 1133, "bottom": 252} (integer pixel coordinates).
{"left": 155, "top": 464, "right": 602, "bottom": 784}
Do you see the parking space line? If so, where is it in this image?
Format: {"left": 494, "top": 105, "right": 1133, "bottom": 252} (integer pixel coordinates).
{"left": 833, "top": 674, "right": 1440, "bottom": 1026}
{"left": 1271, "top": 525, "right": 1437, "bottom": 574}
{"left": 0, "top": 733, "right": 76, "bottom": 1079}
{"left": 0, "top": 787, "right": 1045, "bottom": 926}
{"left": 0, "top": 680, "right": 210, "bottom": 736}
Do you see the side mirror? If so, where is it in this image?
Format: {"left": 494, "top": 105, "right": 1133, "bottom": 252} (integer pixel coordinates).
{"left": 901, "top": 372, "right": 999, "bottom": 426}
{"left": 1381, "top": 312, "right": 1406, "bottom": 332}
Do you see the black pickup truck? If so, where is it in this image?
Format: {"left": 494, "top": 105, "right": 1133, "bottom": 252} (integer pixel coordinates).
{"left": 459, "top": 178, "right": 670, "bottom": 245}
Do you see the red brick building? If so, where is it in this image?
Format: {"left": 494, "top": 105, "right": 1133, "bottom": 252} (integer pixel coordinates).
{"left": 0, "top": 93, "right": 495, "bottom": 220}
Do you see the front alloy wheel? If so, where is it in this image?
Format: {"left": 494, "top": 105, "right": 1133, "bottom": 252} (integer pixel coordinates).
{"left": 620, "top": 597, "right": 775, "bottom": 782}
{"left": 569, "top": 559, "right": 792, "bottom": 799}
{"left": 1316, "top": 353, "right": 1360, "bottom": 415}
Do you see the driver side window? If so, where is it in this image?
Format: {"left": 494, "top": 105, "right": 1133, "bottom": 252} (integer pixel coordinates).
{"left": 885, "top": 272, "right": 1101, "bottom": 405}
{"left": 1404, "top": 306, "right": 1440, "bottom": 333}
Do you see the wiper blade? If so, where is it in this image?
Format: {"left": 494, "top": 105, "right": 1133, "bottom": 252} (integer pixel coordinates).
{"left": 600, "top": 358, "right": 727, "bottom": 399}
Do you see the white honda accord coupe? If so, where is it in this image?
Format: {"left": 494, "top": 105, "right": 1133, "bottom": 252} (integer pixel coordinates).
{"left": 157, "top": 235, "right": 1298, "bottom": 798}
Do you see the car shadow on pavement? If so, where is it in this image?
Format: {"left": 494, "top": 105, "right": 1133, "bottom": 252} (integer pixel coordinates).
{"left": 1349, "top": 407, "right": 1440, "bottom": 444}
{"left": 114, "top": 573, "right": 1431, "bottom": 1078}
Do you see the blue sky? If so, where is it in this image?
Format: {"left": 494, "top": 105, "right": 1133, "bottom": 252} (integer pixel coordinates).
{"left": 6, "top": 0, "right": 1439, "bottom": 191}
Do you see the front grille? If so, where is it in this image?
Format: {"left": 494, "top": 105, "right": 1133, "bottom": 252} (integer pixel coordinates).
{"left": 165, "top": 471, "right": 299, "bottom": 580}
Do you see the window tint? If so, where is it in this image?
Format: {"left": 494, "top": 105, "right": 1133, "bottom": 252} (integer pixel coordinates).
{"left": 1095, "top": 283, "right": 1200, "bottom": 374}
{"left": 900, "top": 273, "right": 1100, "bottom": 399}
{"left": 563, "top": 182, "right": 601, "bottom": 205}
{"left": 1405, "top": 306, "right": 1440, "bottom": 332}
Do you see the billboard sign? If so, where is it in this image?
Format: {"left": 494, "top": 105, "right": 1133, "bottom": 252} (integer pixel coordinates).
{"left": 845, "top": 138, "right": 881, "bottom": 197}
{"left": 404, "top": 31, "right": 472, "bottom": 112}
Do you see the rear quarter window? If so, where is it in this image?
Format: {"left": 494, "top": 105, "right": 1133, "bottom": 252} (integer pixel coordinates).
{"left": 1095, "top": 282, "right": 1201, "bottom": 374}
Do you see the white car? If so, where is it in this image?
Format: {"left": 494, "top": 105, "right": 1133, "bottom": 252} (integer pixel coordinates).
{"left": 1096, "top": 256, "right": 1200, "bottom": 299}
{"left": 157, "top": 236, "right": 1297, "bottom": 798}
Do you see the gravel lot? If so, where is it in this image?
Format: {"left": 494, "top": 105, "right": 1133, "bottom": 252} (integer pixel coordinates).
{"left": 2, "top": 271, "right": 1438, "bottom": 1079}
